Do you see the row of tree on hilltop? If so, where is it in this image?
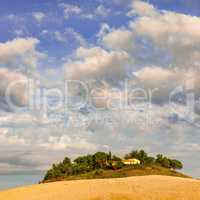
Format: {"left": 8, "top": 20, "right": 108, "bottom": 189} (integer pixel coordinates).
{"left": 43, "top": 149, "right": 183, "bottom": 181}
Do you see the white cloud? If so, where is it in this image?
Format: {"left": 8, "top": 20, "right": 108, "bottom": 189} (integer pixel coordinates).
{"left": 136, "top": 67, "right": 177, "bottom": 89}
{"left": 0, "top": 38, "right": 38, "bottom": 61}
{"left": 41, "top": 135, "right": 97, "bottom": 151}
{"left": 127, "top": 1, "right": 158, "bottom": 17}
{"left": 81, "top": 13, "right": 95, "bottom": 20}
{"left": 13, "top": 29, "right": 24, "bottom": 36}
{"left": 7, "top": 14, "right": 16, "bottom": 20}
{"left": 95, "top": 5, "right": 111, "bottom": 17}
{"left": 129, "top": 2, "right": 200, "bottom": 67}
{"left": 54, "top": 31, "right": 66, "bottom": 42}
{"left": 0, "top": 128, "right": 25, "bottom": 146}
{"left": 59, "top": 3, "right": 82, "bottom": 19}
{"left": 32, "top": 12, "right": 46, "bottom": 23}
{"left": 53, "top": 28, "right": 86, "bottom": 46}
{"left": 97, "top": 1, "right": 200, "bottom": 69}
{"left": 0, "top": 68, "right": 28, "bottom": 108}
{"left": 40, "top": 29, "right": 48, "bottom": 35}
{"left": 102, "top": 28, "right": 134, "bottom": 52}
{"left": 2, "top": 1, "right": 200, "bottom": 178}
{"left": 65, "top": 46, "right": 130, "bottom": 83}
{"left": 97, "top": 23, "right": 111, "bottom": 39}
{"left": 0, "top": 37, "right": 43, "bottom": 70}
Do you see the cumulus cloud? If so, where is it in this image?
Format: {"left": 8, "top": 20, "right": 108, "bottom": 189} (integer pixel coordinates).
{"left": 65, "top": 46, "right": 130, "bottom": 83}
{"left": 132, "top": 66, "right": 200, "bottom": 110}
{"left": 59, "top": 3, "right": 82, "bottom": 19}
{"left": 133, "top": 67, "right": 183, "bottom": 104}
{"left": 53, "top": 28, "right": 86, "bottom": 46}
{"left": 136, "top": 67, "right": 175, "bottom": 87}
{"left": 101, "top": 28, "right": 134, "bottom": 52}
{"left": 0, "top": 68, "right": 28, "bottom": 110}
{"left": 0, "top": 128, "right": 25, "bottom": 146}
{"left": 0, "top": 125, "right": 99, "bottom": 173}
{"left": 95, "top": 5, "right": 111, "bottom": 17}
{"left": 130, "top": 2, "right": 200, "bottom": 67}
{"left": 97, "top": 23, "right": 111, "bottom": 39}
{"left": 2, "top": 1, "right": 200, "bottom": 177}
{"left": 0, "top": 37, "right": 43, "bottom": 70}
{"left": 41, "top": 135, "right": 97, "bottom": 151}
{"left": 32, "top": 12, "right": 46, "bottom": 23}
{"left": 98, "top": 1, "right": 200, "bottom": 68}
{"left": 127, "top": 1, "right": 158, "bottom": 17}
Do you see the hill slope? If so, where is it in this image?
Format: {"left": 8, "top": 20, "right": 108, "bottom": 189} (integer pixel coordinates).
{"left": 0, "top": 175, "right": 200, "bottom": 200}
{"left": 43, "top": 165, "right": 189, "bottom": 183}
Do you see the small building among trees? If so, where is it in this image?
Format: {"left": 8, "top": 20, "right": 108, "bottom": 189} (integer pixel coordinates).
{"left": 123, "top": 158, "right": 140, "bottom": 165}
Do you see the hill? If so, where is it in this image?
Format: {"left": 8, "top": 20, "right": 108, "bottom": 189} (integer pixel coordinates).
{"left": 42, "top": 149, "right": 185, "bottom": 183}
{"left": 43, "top": 165, "right": 189, "bottom": 183}
{"left": 0, "top": 175, "right": 199, "bottom": 200}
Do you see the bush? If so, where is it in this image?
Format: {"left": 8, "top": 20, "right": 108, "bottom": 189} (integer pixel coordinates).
{"left": 113, "top": 161, "right": 124, "bottom": 169}
{"left": 161, "top": 157, "right": 171, "bottom": 168}
{"left": 93, "top": 169, "right": 104, "bottom": 176}
{"left": 170, "top": 159, "right": 183, "bottom": 169}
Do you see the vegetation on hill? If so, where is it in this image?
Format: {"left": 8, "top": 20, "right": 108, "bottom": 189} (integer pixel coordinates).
{"left": 42, "top": 149, "right": 185, "bottom": 182}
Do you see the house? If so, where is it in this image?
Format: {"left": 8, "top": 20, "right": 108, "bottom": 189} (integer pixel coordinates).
{"left": 123, "top": 158, "right": 140, "bottom": 165}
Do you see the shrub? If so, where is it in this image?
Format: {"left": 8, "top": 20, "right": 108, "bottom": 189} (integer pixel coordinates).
{"left": 161, "top": 157, "right": 171, "bottom": 168}
{"left": 170, "top": 159, "right": 183, "bottom": 169}
{"left": 93, "top": 169, "right": 104, "bottom": 176}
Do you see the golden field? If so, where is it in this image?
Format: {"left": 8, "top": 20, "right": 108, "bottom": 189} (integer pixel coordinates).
{"left": 0, "top": 175, "right": 200, "bottom": 200}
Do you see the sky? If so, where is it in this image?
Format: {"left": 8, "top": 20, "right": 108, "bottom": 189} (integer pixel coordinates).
{"left": 1, "top": 0, "right": 200, "bottom": 177}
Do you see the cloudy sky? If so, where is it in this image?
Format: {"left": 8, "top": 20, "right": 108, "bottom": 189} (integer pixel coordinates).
{"left": 1, "top": 0, "right": 200, "bottom": 177}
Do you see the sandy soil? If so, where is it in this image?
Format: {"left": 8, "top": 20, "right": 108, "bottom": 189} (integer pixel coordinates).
{"left": 0, "top": 175, "right": 200, "bottom": 200}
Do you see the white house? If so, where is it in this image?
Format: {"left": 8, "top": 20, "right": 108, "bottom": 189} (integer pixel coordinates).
{"left": 123, "top": 158, "right": 140, "bottom": 165}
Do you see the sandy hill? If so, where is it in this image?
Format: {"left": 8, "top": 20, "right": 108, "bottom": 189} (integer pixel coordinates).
{"left": 0, "top": 175, "right": 200, "bottom": 200}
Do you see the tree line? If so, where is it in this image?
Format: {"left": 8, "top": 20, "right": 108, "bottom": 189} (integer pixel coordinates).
{"left": 43, "top": 149, "right": 183, "bottom": 181}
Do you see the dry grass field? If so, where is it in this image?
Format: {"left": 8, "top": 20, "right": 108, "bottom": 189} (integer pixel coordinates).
{"left": 0, "top": 175, "right": 200, "bottom": 200}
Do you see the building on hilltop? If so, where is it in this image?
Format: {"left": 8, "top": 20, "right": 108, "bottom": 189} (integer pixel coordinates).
{"left": 123, "top": 158, "right": 140, "bottom": 165}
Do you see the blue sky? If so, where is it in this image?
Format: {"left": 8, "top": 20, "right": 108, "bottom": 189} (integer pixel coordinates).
{"left": 0, "top": 0, "right": 199, "bottom": 58}
{"left": 1, "top": 0, "right": 200, "bottom": 178}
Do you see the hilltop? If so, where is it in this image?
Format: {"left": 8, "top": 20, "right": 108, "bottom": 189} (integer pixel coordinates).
{"left": 42, "top": 149, "right": 188, "bottom": 183}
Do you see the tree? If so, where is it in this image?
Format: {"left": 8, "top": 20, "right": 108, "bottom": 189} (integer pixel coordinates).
{"left": 44, "top": 169, "right": 54, "bottom": 180}
{"left": 74, "top": 155, "right": 94, "bottom": 172}
{"left": 63, "top": 157, "right": 71, "bottom": 165}
{"left": 125, "top": 150, "right": 138, "bottom": 159}
{"left": 145, "top": 156, "right": 155, "bottom": 165}
{"left": 50, "top": 163, "right": 63, "bottom": 178}
{"left": 125, "top": 149, "right": 148, "bottom": 165}
{"left": 156, "top": 154, "right": 164, "bottom": 164}
{"left": 93, "top": 152, "right": 108, "bottom": 169}
{"left": 170, "top": 159, "right": 183, "bottom": 169}
{"left": 137, "top": 150, "right": 148, "bottom": 165}
{"left": 161, "top": 157, "right": 171, "bottom": 168}
{"left": 112, "top": 155, "right": 122, "bottom": 162}
{"left": 42, "top": 150, "right": 184, "bottom": 182}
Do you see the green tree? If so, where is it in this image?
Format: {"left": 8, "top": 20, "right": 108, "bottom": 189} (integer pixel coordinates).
{"left": 44, "top": 169, "right": 54, "bottom": 180}
{"left": 112, "top": 155, "right": 122, "bottom": 162}
{"left": 145, "top": 156, "right": 155, "bottom": 165}
{"left": 93, "top": 152, "right": 108, "bottom": 169}
{"left": 137, "top": 150, "right": 148, "bottom": 165}
{"left": 170, "top": 159, "right": 183, "bottom": 169}
{"left": 74, "top": 155, "right": 94, "bottom": 172}
{"left": 63, "top": 157, "right": 71, "bottom": 165}
{"left": 155, "top": 154, "right": 164, "bottom": 164}
{"left": 161, "top": 157, "right": 171, "bottom": 168}
{"left": 125, "top": 149, "right": 148, "bottom": 165}
{"left": 125, "top": 150, "right": 138, "bottom": 159}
